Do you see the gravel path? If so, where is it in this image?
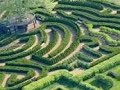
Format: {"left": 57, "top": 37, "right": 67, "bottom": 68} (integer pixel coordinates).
{"left": 0, "top": 63, "right": 5, "bottom": 66}
{"left": 0, "top": 40, "right": 19, "bottom": 51}
{"left": 2, "top": 74, "right": 10, "bottom": 87}
{"left": 70, "top": 68, "right": 84, "bottom": 76}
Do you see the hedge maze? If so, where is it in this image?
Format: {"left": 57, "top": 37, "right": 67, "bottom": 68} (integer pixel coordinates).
{"left": 0, "top": 0, "right": 120, "bottom": 90}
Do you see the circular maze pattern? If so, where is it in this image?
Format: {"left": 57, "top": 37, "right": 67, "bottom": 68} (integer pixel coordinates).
{"left": 0, "top": 0, "right": 120, "bottom": 90}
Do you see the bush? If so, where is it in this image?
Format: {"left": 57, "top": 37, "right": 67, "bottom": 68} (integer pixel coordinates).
{"left": 108, "top": 66, "right": 120, "bottom": 80}
{"left": 83, "top": 45, "right": 102, "bottom": 58}
{"left": 94, "top": 74, "right": 113, "bottom": 89}
{"left": 34, "top": 30, "right": 59, "bottom": 56}
{"left": 77, "top": 52, "right": 93, "bottom": 62}
{"left": 58, "top": 0, "right": 103, "bottom": 10}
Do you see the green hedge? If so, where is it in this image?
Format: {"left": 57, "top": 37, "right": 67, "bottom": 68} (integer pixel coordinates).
{"left": 77, "top": 53, "right": 120, "bottom": 81}
{"left": 43, "top": 22, "right": 71, "bottom": 58}
{"left": 7, "top": 74, "right": 18, "bottom": 87}
{"left": 58, "top": 0, "right": 103, "bottom": 10}
{"left": 77, "top": 52, "right": 93, "bottom": 62}
{"left": 83, "top": 45, "right": 102, "bottom": 58}
{"left": 34, "top": 29, "right": 59, "bottom": 56}
{"left": 22, "top": 70, "right": 72, "bottom": 90}
{"left": 108, "top": 66, "right": 120, "bottom": 80}
{"left": 0, "top": 73, "right": 5, "bottom": 85}
{"left": 73, "top": 11, "right": 120, "bottom": 30}
{"left": 80, "top": 35, "right": 99, "bottom": 47}
{"left": 0, "top": 35, "right": 36, "bottom": 56}
{"left": 56, "top": 10, "right": 77, "bottom": 21}
{"left": 94, "top": 74, "right": 113, "bottom": 89}
{"left": 56, "top": 4, "right": 120, "bottom": 19}
{"left": 85, "top": 23, "right": 120, "bottom": 46}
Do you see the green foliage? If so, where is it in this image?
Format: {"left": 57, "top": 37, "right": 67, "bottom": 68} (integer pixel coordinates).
{"left": 94, "top": 74, "right": 113, "bottom": 89}
{"left": 108, "top": 66, "right": 120, "bottom": 80}
{"left": 0, "top": 73, "right": 5, "bottom": 85}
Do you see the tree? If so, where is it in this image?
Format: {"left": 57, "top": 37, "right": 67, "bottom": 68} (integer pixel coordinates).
{"left": 0, "top": 0, "right": 57, "bottom": 23}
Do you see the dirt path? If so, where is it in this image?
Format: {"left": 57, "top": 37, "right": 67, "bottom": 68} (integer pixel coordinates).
{"left": 34, "top": 69, "right": 40, "bottom": 78}
{"left": 43, "top": 30, "right": 62, "bottom": 57}
{"left": 2, "top": 74, "right": 10, "bottom": 87}
{"left": 17, "top": 74, "right": 25, "bottom": 80}
{"left": 13, "top": 44, "right": 25, "bottom": 51}
{"left": 0, "top": 11, "right": 6, "bottom": 19}
{"left": 110, "top": 10, "right": 117, "bottom": 15}
{"left": 93, "top": 46, "right": 100, "bottom": 51}
{"left": 0, "top": 39, "right": 19, "bottom": 51}
{"left": 0, "top": 63, "right": 5, "bottom": 66}
{"left": 70, "top": 68, "right": 84, "bottom": 76}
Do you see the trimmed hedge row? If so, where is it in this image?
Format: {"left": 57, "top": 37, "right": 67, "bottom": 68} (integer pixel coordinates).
{"left": 5, "top": 59, "right": 48, "bottom": 89}
{"left": 0, "top": 25, "right": 47, "bottom": 62}
{"left": 7, "top": 74, "right": 18, "bottom": 87}
{"left": 23, "top": 70, "right": 72, "bottom": 90}
{"left": 108, "top": 66, "right": 120, "bottom": 80}
{"left": 100, "top": 26, "right": 120, "bottom": 40}
{"left": 94, "top": 74, "right": 113, "bottom": 89}
{"left": 0, "top": 66, "right": 36, "bottom": 89}
{"left": 58, "top": 0, "right": 103, "bottom": 10}
{"left": 56, "top": 10, "right": 77, "bottom": 21}
{"left": 34, "top": 29, "right": 59, "bottom": 56}
{"left": 43, "top": 17, "right": 82, "bottom": 37}
{"left": 77, "top": 52, "right": 93, "bottom": 62}
{"left": 0, "top": 34, "right": 10, "bottom": 41}
{"left": 33, "top": 38, "right": 79, "bottom": 65}
{"left": 32, "top": 8, "right": 53, "bottom": 17}
{"left": 77, "top": 53, "right": 120, "bottom": 81}
{"left": 33, "top": 17, "right": 81, "bottom": 65}
{"left": 50, "top": 54, "right": 79, "bottom": 71}
{"left": 88, "top": 0, "right": 120, "bottom": 10}
{"left": 78, "top": 81, "right": 98, "bottom": 90}
{"left": 58, "top": 6, "right": 120, "bottom": 29}
{"left": 0, "top": 41, "right": 42, "bottom": 62}
{"left": 0, "top": 26, "right": 41, "bottom": 48}
{"left": 80, "top": 35, "right": 99, "bottom": 48}
{"left": 83, "top": 45, "right": 102, "bottom": 58}
{"left": 0, "top": 73, "right": 5, "bottom": 85}
{"left": 72, "top": 11, "right": 120, "bottom": 29}
{"left": 85, "top": 23, "right": 120, "bottom": 46}
{"left": 56, "top": 4, "right": 120, "bottom": 19}
{"left": 0, "top": 35, "right": 18, "bottom": 47}
{"left": 0, "top": 66, "right": 33, "bottom": 74}
{"left": 77, "top": 60, "right": 90, "bottom": 69}
{"left": 6, "top": 58, "right": 44, "bottom": 70}
{"left": 44, "top": 22, "right": 71, "bottom": 58}
{"left": 99, "top": 45, "right": 119, "bottom": 54}
{"left": 51, "top": 39, "right": 79, "bottom": 64}
{"left": 23, "top": 70, "right": 98, "bottom": 90}
{"left": 0, "top": 35, "right": 36, "bottom": 56}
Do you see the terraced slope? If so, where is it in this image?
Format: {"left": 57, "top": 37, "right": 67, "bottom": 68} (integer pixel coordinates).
{"left": 0, "top": 0, "right": 120, "bottom": 90}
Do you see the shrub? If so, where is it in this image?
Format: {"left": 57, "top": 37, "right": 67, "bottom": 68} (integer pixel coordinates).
{"left": 94, "top": 74, "right": 113, "bottom": 89}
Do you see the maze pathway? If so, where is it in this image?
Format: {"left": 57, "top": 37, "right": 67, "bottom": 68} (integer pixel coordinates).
{"left": 0, "top": 0, "right": 120, "bottom": 90}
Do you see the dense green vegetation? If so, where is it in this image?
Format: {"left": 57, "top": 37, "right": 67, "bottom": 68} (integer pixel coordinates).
{"left": 0, "top": 0, "right": 120, "bottom": 90}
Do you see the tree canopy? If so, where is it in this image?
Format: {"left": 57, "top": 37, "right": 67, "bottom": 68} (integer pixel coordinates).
{"left": 0, "top": 0, "right": 57, "bottom": 23}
